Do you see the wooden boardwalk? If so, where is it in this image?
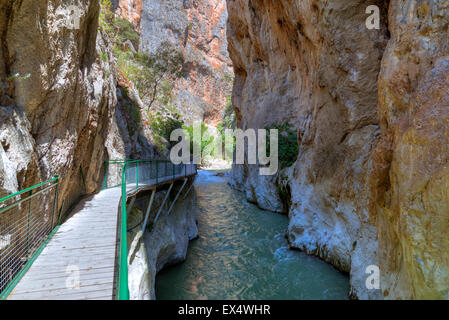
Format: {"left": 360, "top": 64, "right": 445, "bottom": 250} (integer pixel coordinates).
{"left": 8, "top": 188, "right": 121, "bottom": 300}
{"left": 6, "top": 170, "right": 196, "bottom": 300}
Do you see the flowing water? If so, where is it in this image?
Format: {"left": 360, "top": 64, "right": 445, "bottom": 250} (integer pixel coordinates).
{"left": 156, "top": 171, "right": 349, "bottom": 300}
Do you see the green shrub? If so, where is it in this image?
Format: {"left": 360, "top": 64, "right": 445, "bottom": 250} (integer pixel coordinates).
{"left": 113, "top": 17, "right": 140, "bottom": 49}
{"left": 120, "top": 86, "right": 141, "bottom": 136}
{"left": 182, "top": 122, "right": 215, "bottom": 161}
{"left": 99, "top": 52, "right": 108, "bottom": 62}
{"left": 265, "top": 122, "right": 299, "bottom": 170}
{"left": 148, "top": 109, "right": 184, "bottom": 152}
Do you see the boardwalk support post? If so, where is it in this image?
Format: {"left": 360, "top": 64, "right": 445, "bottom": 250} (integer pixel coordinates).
{"left": 153, "top": 183, "right": 173, "bottom": 224}
{"left": 142, "top": 190, "right": 156, "bottom": 233}
{"left": 126, "top": 196, "right": 136, "bottom": 215}
{"left": 183, "top": 180, "right": 194, "bottom": 200}
{"left": 167, "top": 178, "right": 188, "bottom": 216}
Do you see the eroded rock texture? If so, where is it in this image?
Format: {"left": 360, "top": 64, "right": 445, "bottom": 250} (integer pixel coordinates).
{"left": 127, "top": 183, "right": 198, "bottom": 300}
{"left": 140, "top": 0, "right": 233, "bottom": 125}
{"left": 228, "top": 0, "right": 449, "bottom": 300}
{"left": 112, "top": 0, "right": 143, "bottom": 31}
{"left": 0, "top": 0, "right": 117, "bottom": 211}
{"left": 370, "top": 1, "right": 449, "bottom": 299}
{"left": 227, "top": 0, "right": 389, "bottom": 299}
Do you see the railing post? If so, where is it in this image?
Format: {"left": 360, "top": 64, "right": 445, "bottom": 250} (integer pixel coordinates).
{"left": 119, "top": 162, "right": 130, "bottom": 300}
{"left": 26, "top": 189, "right": 32, "bottom": 256}
{"left": 51, "top": 176, "right": 59, "bottom": 229}
{"left": 103, "top": 162, "right": 108, "bottom": 189}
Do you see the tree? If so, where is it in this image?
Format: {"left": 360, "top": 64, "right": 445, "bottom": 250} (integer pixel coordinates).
{"left": 131, "top": 42, "right": 186, "bottom": 110}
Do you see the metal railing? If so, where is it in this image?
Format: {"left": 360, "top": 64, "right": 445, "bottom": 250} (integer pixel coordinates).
{"left": 0, "top": 177, "right": 60, "bottom": 299}
{"left": 103, "top": 159, "right": 197, "bottom": 300}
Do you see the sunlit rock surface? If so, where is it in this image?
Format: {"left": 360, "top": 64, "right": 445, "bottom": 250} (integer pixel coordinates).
{"left": 0, "top": 0, "right": 117, "bottom": 211}
{"left": 228, "top": 0, "right": 449, "bottom": 300}
{"left": 370, "top": 1, "right": 449, "bottom": 299}
{"left": 128, "top": 185, "right": 198, "bottom": 300}
{"left": 227, "top": 0, "right": 390, "bottom": 299}
{"left": 139, "top": 0, "right": 233, "bottom": 125}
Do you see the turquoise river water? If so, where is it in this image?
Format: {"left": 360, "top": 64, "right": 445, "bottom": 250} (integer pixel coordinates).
{"left": 156, "top": 171, "right": 349, "bottom": 299}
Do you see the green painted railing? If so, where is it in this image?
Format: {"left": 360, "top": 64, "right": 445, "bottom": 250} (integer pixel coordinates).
{"left": 0, "top": 176, "right": 60, "bottom": 299}
{"left": 104, "top": 159, "right": 197, "bottom": 300}
{"left": 0, "top": 159, "right": 196, "bottom": 300}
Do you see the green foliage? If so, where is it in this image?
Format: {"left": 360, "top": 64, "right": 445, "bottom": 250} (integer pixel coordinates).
{"left": 98, "top": 0, "right": 187, "bottom": 154}
{"left": 223, "top": 72, "right": 234, "bottom": 83}
{"left": 7, "top": 73, "right": 31, "bottom": 83}
{"left": 121, "top": 86, "right": 141, "bottom": 136}
{"left": 117, "top": 42, "right": 185, "bottom": 110}
{"left": 216, "top": 96, "right": 236, "bottom": 157}
{"left": 99, "top": 52, "right": 108, "bottom": 62}
{"left": 99, "top": 0, "right": 139, "bottom": 49}
{"left": 182, "top": 122, "right": 215, "bottom": 161}
{"left": 113, "top": 17, "right": 140, "bottom": 49}
{"left": 148, "top": 109, "right": 184, "bottom": 152}
{"left": 276, "top": 173, "right": 291, "bottom": 210}
{"left": 218, "top": 96, "right": 234, "bottom": 133}
{"left": 99, "top": 0, "right": 114, "bottom": 33}
{"left": 265, "top": 122, "right": 299, "bottom": 170}
{"left": 132, "top": 43, "right": 185, "bottom": 107}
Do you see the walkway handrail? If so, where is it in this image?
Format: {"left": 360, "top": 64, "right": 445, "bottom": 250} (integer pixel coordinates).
{"left": 114, "top": 159, "right": 197, "bottom": 300}
{"left": 0, "top": 176, "right": 60, "bottom": 299}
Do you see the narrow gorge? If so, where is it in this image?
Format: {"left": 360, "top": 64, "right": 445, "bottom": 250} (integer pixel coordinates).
{"left": 0, "top": 0, "right": 448, "bottom": 301}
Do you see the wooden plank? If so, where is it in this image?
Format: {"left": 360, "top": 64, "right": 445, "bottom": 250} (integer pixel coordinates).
{"left": 9, "top": 283, "right": 114, "bottom": 300}
{"left": 8, "top": 187, "right": 121, "bottom": 300}
{"left": 15, "top": 267, "right": 115, "bottom": 281}
{"left": 12, "top": 277, "right": 114, "bottom": 294}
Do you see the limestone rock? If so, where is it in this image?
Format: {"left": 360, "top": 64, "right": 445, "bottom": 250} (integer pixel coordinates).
{"left": 370, "top": 0, "right": 449, "bottom": 299}
{"left": 139, "top": 0, "right": 233, "bottom": 125}
{"left": 112, "top": 0, "right": 143, "bottom": 31}
{"left": 0, "top": 0, "right": 117, "bottom": 213}
{"left": 128, "top": 184, "right": 199, "bottom": 300}
{"left": 227, "top": 0, "right": 390, "bottom": 299}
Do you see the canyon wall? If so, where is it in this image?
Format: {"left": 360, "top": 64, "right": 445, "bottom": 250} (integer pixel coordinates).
{"left": 227, "top": 0, "right": 389, "bottom": 299}
{"left": 127, "top": 183, "right": 198, "bottom": 300}
{"left": 112, "top": 0, "right": 143, "bottom": 31}
{"left": 370, "top": 1, "right": 449, "bottom": 299}
{"left": 0, "top": 0, "right": 117, "bottom": 212}
{"left": 228, "top": 0, "right": 449, "bottom": 299}
{"left": 139, "top": 0, "right": 233, "bottom": 125}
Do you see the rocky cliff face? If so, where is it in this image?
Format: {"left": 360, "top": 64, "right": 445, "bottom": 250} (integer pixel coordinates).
{"left": 227, "top": 0, "right": 389, "bottom": 300}
{"left": 228, "top": 0, "right": 449, "bottom": 300}
{"left": 139, "top": 0, "right": 233, "bottom": 125}
{"left": 0, "top": 0, "right": 117, "bottom": 211}
{"left": 127, "top": 184, "right": 198, "bottom": 300}
{"left": 370, "top": 1, "right": 449, "bottom": 299}
{"left": 112, "top": 0, "right": 143, "bottom": 31}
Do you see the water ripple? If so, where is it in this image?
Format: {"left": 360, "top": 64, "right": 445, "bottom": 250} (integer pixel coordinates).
{"left": 156, "top": 171, "right": 349, "bottom": 300}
